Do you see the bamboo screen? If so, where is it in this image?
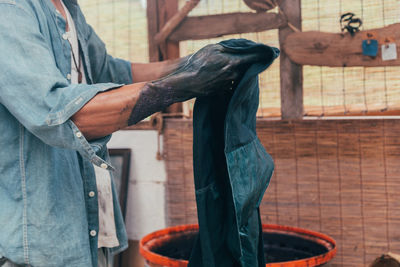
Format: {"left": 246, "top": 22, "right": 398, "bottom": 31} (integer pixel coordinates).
{"left": 302, "top": 0, "right": 400, "bottom": 116}
{"left": 81, "top": 0, "right": 400, "bottom": 117}
{"left": 80, "top": 0, "right": 149, "bottom": 63}
{"left": 163, "top": 118, "right": 400, "bottom": 267}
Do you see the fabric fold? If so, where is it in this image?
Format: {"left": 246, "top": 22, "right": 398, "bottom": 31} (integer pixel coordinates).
{"left": 190, "top": 38, "right": 279, "bottom": 267}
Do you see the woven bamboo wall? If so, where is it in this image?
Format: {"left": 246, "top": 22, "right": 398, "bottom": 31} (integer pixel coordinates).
{"left": 81, "top": 0, "right": 400, "bottom": 117}
{"left": 163, "top": 118, "right": 400, "bottom": 267}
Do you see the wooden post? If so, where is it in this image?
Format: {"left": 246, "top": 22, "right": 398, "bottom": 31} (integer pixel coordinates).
{"left": 279, "top": 0, "right": 303, "bottom": 119}
{"left": 146, "top": 0, "right": 160, "bottom": 62}
{"left": 154, "top": 0, "right": 201, "bottom": 45}
{"left": 169, "top": 12, "right": 287, "bottom": 42}
{"left": 147, "top": 0, "right": 182, "bottom": 113}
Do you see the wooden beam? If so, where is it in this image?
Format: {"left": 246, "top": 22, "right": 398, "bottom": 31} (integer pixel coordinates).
{"left": 123, "top": 121, "right": 154, "bottom": 131}
{"left": 155, "top": 0, "right": 180, "bottom": 60}
{"left": 283, "top": 23, "right": 400, "bottom": 67}
{"left": 154, "top": 0, "right": 182, "bottom": 113}
{"left": 169, "top": 12, "right": 287, "bottom": 42}
{"left": 119, "top": 240, "right": 144, "bottom": 267}
{"left": 154, "top": 0, "right": 200, "bottom": 45}
{"left": 279, "top": 0, "right": 303, "bottom": 120}
{"left": 146, "top": 0, "right": 180, "bottom": 61}
{"left": 146, "top": 0, "right": 160, "bottom": 62}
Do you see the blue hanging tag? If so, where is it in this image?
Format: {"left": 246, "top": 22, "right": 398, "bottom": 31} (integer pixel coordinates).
{"left": 362, "top": 39, "right": 378, "bottom": 56}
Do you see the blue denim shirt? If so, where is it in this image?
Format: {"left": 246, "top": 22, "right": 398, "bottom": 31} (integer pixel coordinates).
{"left": 0, "top": 0, "right": 133, "bottom": 266}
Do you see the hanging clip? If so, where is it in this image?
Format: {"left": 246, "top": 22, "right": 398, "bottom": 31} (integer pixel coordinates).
{"left": 150, "top": 113, "right": 164, "bottom": 161}
{"left": 381, "top": 36, "right": 395, "bottom": 48}
{"left": 340, "top": 12, "right": 362, "bottom": 36}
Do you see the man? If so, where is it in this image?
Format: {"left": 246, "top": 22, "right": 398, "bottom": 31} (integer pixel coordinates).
{"left": 0, "top": 0, "right": 266, "bottom": 266}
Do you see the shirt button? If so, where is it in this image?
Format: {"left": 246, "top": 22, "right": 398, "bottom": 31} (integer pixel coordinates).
{"left": 90, "top": 230, "right": 97, "bottom": 237}
{"left": 67, "top": 73, "right": 71, "bottom": 80}
{"left": 100, "top": 163, "right": 108, "bottom": 169}
{"left": 62, "top": 33, "right": 68, "bottom": 40}
{"left": 75, "top": 132, "right": 82, "bottom": 138}
{"left": 88, "top": 191, "right": 95, "bottom": 197}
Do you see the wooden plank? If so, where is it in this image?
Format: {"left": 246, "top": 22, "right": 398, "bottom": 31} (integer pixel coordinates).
{"left": 279, "top": 0, "right": 303, "bottom": 119}
{"left": 169, "top": 12, "right": 287, "bottom": 42}
{"left": 256, "top": 103, "right": 400, "bottom": 118}
{"left": 146, "top": 0, "right": 160, "bottom": 62}
{"left": 123, "top": 121, "right": 154, "bottom": 131}
{"left": 119, "top": 240, "right": 144, "bottom": 267}
{"left": 156, "top": 0, "right": 182, "bottom": 114}
{"left": 154, "top": 0, "right": 200, "bottom": 44}
{"left": 283, "top": 23, "right": 400, "bottom": 67}
{"left": 146, "top": 0, "right": 182, "bottom": 114}
{"left": 146, "top": 0, "right": 180, "bottom": 61}
{"left": 156, "top": 0, "right": 179, "bottom": 60}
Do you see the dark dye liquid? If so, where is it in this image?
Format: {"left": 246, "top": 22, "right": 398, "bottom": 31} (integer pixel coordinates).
{"left": 152, "top": 231, "right": 329, "bottom": 263}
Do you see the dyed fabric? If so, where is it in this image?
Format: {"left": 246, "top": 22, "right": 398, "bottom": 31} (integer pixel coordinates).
{"left": 190, "top": 39, "right": 279, "bottom": 267}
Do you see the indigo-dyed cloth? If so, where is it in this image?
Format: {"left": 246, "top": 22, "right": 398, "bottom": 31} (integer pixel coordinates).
{"left": 0, "top": 1, "right": 132, "bottom": 266}
{"left": 190, "top": 39, "right": 279, "bottom": 267}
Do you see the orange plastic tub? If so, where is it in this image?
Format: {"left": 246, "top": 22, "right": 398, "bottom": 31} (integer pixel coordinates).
{"left": 140, "top": 224, "right": 337, "bottom": 267}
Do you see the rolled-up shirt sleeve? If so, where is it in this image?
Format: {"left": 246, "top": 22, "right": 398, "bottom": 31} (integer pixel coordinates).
{"left": 0, "top": 3, "right": 120, "bottom": 168}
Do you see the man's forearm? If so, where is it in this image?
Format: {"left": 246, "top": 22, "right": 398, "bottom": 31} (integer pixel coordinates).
{"left": 71, "top": 82, "right": 146, "bottom": 141}
{"left": 71, "top": 58, "right": 187, "bottom": 141}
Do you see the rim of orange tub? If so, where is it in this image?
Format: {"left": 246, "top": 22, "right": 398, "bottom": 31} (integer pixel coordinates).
{"left": 139, "top": 224, "right": 337, "bottom": 267}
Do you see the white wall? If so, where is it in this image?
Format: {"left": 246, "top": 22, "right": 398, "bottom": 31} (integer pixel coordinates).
{"left": 108, "top": 130, "right": 167, "bottom": 241}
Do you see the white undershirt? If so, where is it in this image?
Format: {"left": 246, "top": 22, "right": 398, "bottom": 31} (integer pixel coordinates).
{"left": 60, "top": 0, "right": 119, "bottom": 248}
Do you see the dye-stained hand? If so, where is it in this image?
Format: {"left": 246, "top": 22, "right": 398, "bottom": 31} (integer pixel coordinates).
{"left": 154, "top": 41, "right": 276, "bottom": 101}
{"left": 128, "top": 39, "right": 279, "bottom": 125}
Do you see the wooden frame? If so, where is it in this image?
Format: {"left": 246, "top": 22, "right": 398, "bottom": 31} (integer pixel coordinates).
{"left": 146, "top": 0, "right": 304, "bottom": 120}
{"left": 147, "top": 0, "right": 182, "bottom": 114}
{"left": 283, "top": 23, "right": 400, "bottom": 67}
{"left": 147, "top": 0, "right": 400, "bottom": 119}
{"left": 169, "top": 12, "right": 287, "bottom": 42}
{"left": 109, "top": 149, "right": 131, "bottom": 267}
{"left": 109, "top": 149, "right": 131, "bottom": 220}
{"left": 279, "top": 0, "right": 303, "bottom": 119}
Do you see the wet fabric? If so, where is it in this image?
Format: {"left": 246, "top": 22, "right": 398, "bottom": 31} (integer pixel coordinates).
{"left": 189, "top": 39, "right": 279, "bottom": 267}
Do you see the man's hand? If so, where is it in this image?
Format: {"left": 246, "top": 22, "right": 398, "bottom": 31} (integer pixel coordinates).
{"left": 151, "top": 42, "right": 275, "bottom": 102}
